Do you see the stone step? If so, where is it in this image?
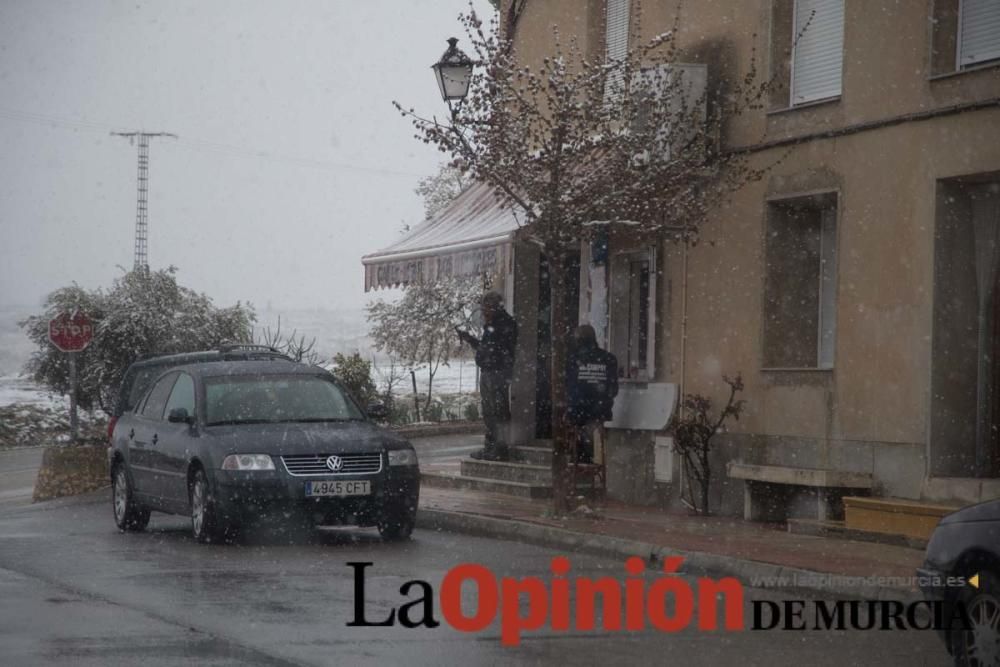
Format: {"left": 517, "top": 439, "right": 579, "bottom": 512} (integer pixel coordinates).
{"left": 420, "top": 471, "right": 552, "bottom": 499}
{"left": 511, "top": 446, "right": 552, "bottom": 466}
{"left": 461, "top": 458, "right": 552, "bottom": 485}
{"left": 843, "top": 496, "right": 960, "bottom": 541}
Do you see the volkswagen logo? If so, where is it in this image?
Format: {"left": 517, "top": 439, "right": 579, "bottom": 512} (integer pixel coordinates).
{"left": 326, "top": 455, "right": 343, "bottom": 472}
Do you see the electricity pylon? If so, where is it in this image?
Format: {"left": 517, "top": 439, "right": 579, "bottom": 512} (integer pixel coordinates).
{"left": 112, "top": 131, "right": 177, "bottom": 272}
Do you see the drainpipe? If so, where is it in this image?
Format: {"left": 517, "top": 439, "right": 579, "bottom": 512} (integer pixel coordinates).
{"left": 677, "top": 238, "right": 691, "bottom": 508}
{"left": 679, "top": 238, "right": 689, "bottom": 408}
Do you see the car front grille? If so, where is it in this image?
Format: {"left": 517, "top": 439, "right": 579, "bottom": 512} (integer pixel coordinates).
{"left": 280, "top": 453, "right": 383, "bottom": 477}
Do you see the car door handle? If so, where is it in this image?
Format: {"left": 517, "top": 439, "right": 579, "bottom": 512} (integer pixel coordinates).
{"left": 151, "top": 434, "right": 158, "bottom": 445}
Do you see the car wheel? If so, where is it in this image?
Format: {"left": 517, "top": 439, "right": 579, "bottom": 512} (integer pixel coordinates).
{"left": 190, "top": 468, "right": 227, "bottom": 544}
{"left": 377, "top": 502, "right": 416, "bottom": 541}
{"left": 952, "top": 570, "right": 1000, "bottom": 667}
{"left": 112, "top": 463, "right": 150, "bottom": 532}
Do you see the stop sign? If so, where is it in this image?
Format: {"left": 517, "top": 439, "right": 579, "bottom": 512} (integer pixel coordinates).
{"left": 48, "top": 312, "right": 94, "bottom": 352}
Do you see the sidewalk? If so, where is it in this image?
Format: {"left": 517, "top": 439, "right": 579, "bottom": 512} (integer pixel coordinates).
{"left": 416, "top": 484, "right": 927, "bottom": 602}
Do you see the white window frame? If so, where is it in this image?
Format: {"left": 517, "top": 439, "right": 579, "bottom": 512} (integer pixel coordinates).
{"left": 817, "top": 207, "right": 838, "bottom": 369}
{"left": 790, "top": 0, "right": 845, "bottom": 106}
{"left": 958, "top": 0, "right": 1000, "bottom": 68}
{"left": 578, "top": 239, "right": 610, "bottom": 348}
{"left": 609, "top": 247, "right": 657, "bottom": 381}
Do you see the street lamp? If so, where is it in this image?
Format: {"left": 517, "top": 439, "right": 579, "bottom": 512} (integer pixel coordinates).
{"left": 432, "top": 37, "right": 473, "bottom": 113}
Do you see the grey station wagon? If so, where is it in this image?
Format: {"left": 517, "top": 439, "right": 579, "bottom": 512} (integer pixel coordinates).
{"left": 108, "top": 359, "right": 419, "bottom": 542}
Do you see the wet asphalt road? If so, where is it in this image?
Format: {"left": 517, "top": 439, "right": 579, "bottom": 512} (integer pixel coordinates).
{"left": 0, "top": 488, "right": 949, "bottom": 667}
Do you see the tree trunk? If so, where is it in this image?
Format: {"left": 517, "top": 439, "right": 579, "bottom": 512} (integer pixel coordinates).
{"left": 424, "top": 349, "right": 436, "bottom": 412}
{"left": 549, "top": 250, "right": 576, "bottom": 514}
{"left": 701, "top": 448, "right": 711, "bottom": 516}
{"left": 410, "top": 370, "right": 421, "bottom": 422}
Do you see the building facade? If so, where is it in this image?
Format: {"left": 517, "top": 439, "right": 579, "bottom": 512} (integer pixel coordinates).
{"left": 498, "top": 0, "right": 1000, "bottom": 513}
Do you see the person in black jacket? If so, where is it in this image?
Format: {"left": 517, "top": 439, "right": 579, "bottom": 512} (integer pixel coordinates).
{"left": 456, "top": 291, "right": 518, "bottom": 461}
{"left": 566, "top": 324, "right": 618, "bottom": 464}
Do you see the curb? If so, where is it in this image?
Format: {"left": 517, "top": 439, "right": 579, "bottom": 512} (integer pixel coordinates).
{"left": 417, "top": 508, "right": 922, "bottom": 604}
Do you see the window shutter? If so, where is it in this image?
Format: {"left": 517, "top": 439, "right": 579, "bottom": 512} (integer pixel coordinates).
{"left": 606, "top": 0, "right": 629, "bottom": 62}
{"left": 791, "top": 0, "right": 844, "bottom": 105}
{"left": 959, "top": 0, "right": 1000, "bottom": 67}
{"left": 604, "top": 0, "right": 630, "bottom": 101}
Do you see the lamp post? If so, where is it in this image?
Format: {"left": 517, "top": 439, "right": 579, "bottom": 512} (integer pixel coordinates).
{"left": 431, "top": 37, "right": 473, "bottom": 117}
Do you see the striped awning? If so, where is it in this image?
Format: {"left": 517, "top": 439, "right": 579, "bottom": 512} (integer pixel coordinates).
{"left": 362, "top": 181, "right": 523, "bottom": 291}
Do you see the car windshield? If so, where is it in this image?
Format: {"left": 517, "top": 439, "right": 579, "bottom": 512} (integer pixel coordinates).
{"left": 204, "top": 374, "right": 364, "bottom": 425}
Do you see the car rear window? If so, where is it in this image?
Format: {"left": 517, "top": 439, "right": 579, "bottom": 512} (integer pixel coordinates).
{"left": 204, "top": 375, "right": 364, "bottom": 425}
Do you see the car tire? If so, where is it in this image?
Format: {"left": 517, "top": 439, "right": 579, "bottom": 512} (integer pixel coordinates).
{"left": 190, "top": 468, "right": 229, "bottom": 544}
{"left": 377, "top": 502, "right": 416, "bottom": 541}
{"left": 112, "top": 463, "right": 150, "bottom": 532}
{"left": 951, "top": 569, "right": 1000, "bottom": 667}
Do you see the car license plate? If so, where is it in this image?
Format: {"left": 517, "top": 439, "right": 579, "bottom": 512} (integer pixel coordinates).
{"left": 305, "top": 480, "right": 371, "bottom": 497}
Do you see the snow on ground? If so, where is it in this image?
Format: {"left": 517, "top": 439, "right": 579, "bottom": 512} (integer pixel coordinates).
{"left": 0, "top": 376, "right": 67, "bottom": 410}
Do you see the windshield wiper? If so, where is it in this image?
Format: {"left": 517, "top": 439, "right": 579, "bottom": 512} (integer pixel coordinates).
{"left": 286, "top": 417, "right": 364, "bottom": 423}
{"left": 205, "top": 419, "right": 278, "bottom": 426}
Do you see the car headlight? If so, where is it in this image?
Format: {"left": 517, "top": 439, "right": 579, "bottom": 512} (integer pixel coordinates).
{"left": 387, "top": 449, "right": 418, "bottom": 466}
{"left": 221, "top": 454, "right": 275, "bottom": 471}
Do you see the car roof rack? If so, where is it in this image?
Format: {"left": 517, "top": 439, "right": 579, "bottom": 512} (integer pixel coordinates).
{"left": 217, "top": 343, "right": 284, "bottom": 354}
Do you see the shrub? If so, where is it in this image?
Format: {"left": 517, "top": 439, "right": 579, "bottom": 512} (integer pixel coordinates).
{"left": 20, "top": 268, "right": 254, "bottom": 414}
{"left": 667, "top": 374, "right": 745, "bottom": 516}
{"left": 424, "top": 401, "right": 445, "bottom": 423}
{"left": 331, "top": 352, "right": 378, "bottom": 408}
{"left": 389, "top": 402, "right": 412, "bottom": 425}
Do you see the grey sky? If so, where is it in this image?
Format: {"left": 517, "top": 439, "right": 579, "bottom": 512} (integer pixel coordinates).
{"left": 0, "top": 0, "right": 492, "bottom": 310}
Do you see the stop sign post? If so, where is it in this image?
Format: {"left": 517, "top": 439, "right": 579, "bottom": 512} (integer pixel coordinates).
{"left": 48, "top": 312, "right": 94, "bottom": 444}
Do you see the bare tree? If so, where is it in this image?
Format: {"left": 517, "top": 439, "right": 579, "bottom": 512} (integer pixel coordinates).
{"left": 395, "top": 8, "right": 776, "bottom": 512}
{"left": 252, "top": 316, "right": 320, "bottom": 365}
{"left": 372, "top": 354, "right": 409, "bottom": 407}
{"left": 669, "top": 374, "right": 745, "bottom": 515}
{"left": 415, "top": 162, "right": 469, "bottom": 220}
{"left": 367, "top": 278, "right": 480, "bottom": 410}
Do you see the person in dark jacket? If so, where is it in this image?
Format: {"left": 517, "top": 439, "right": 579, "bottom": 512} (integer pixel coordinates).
{"left": 457, "top": 291, "right": 518, "bottom": 461}
{"left": 566, "top": 324, "right": 618, "bottom": 464}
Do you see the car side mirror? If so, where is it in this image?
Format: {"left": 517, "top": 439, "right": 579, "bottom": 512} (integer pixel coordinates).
{"left": 367, "top": 401, "right": 389, "bottom": 421}
{"left": 168, "top": 407, "right": 194, "bottom": 424}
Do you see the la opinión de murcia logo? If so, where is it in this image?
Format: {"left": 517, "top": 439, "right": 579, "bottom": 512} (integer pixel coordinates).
{"left": 349, "top": 556, "right": 743, "bottom": 646}
{"left": 347, "top": 557, "right": 974, "bottom": 646}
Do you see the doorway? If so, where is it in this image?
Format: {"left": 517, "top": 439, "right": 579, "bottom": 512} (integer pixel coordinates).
{"left": 931, "top": 178, "right": 1000, "bottom": 478}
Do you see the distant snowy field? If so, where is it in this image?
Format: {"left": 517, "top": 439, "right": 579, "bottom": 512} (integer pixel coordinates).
{"left": 0, "top": 304, "right": 474, "bottom": 408}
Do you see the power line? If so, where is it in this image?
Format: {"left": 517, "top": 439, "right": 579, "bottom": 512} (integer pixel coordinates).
{"left": 0, "top": 107, "right": 427, "bottom": 178}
